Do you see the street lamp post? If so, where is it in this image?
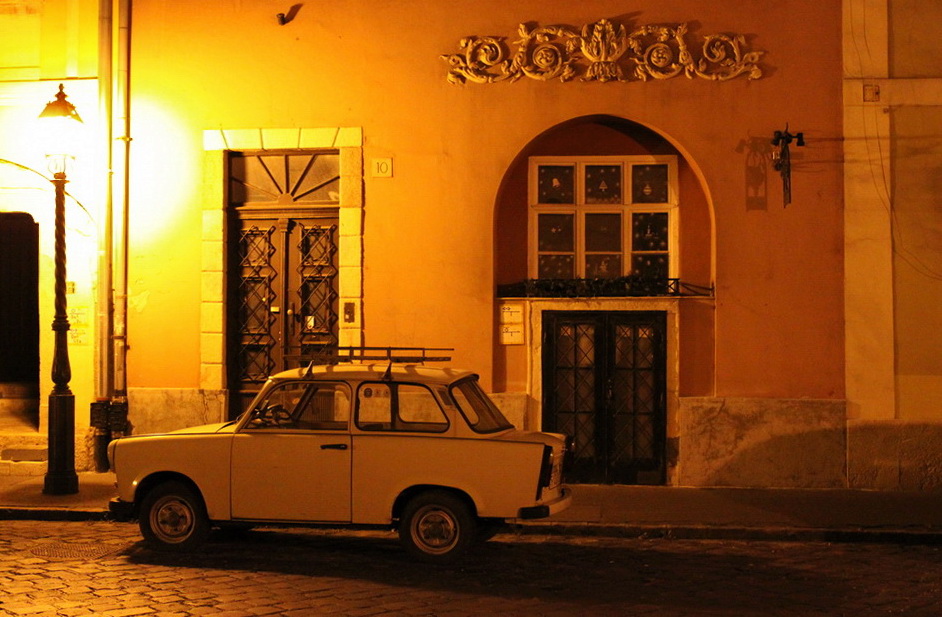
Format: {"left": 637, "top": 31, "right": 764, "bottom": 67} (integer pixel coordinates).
{"left": 40, "top": 84, "right": 82, "bottom": 495}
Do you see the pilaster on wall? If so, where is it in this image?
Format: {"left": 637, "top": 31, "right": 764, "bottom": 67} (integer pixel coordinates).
{"left": 199, "top": 128, "right": 364, "bottom": 400}
{"left": 843, "top": 0, "right": 895, "bottom": 421}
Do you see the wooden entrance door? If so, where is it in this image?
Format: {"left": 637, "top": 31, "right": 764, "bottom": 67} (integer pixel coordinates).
{"left": 226, "top": 150, "right": 341, "bottom": 418}
{"left": 228, "top": 213, "right": 338, "bottom": 417}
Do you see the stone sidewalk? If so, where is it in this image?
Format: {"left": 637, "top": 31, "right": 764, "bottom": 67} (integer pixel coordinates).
{"left": 0, "top": 473, "right": 116, "bottom": 521}
{"left": 2, "top": 472, "right": 942, "bottom": 542}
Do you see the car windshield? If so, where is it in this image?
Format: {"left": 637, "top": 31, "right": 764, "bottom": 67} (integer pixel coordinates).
{"left": 449, "top": 377, "right": 514, "bottom": 433}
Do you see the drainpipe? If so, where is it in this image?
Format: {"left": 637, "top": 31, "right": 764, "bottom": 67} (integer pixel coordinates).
{"left": 97, "top": 0, "right": 114, "bottom": 399}
{"left": 93, "top": 0, "right": 115, "bottom": 471}
{"left": 110, "top": 0, "right": 131, "bottom": 439}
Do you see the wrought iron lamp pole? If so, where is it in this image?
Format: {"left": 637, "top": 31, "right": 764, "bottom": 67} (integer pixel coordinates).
{"left": 40, "top": 84, "right": 81, "bottom": 495}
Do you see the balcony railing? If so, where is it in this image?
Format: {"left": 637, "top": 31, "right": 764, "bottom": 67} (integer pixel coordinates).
{"left": 496, "top": 277, "right": 713, "bottom": 299}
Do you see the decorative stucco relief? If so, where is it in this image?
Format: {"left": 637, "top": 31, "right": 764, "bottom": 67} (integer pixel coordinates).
{"left": 442, "top": 19, "right": 763, "bottom": 85}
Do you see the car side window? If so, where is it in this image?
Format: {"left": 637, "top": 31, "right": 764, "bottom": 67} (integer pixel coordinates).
{"left": 296, "top": 383, "right": 350, "bottom": 430}
{"left": 246, "top": 381, "right": 350, "bottom": 430}
{"left": 356, "top": 383, "right": 393, "bottom": 430}
{"left": 356, "top": 382, "right": 449, "bottom": 433}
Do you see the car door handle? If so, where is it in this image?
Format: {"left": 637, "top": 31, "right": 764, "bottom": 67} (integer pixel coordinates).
{"left": 320, "top": 443, "right": 348, "bottom": 450}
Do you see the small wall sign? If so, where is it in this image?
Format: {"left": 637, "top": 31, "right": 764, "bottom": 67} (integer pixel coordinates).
{"left": 371, "top": 158, "right": 393, "bottom": 178}
{"left": 499, "top": 302, "right": 526, "bottom": 345}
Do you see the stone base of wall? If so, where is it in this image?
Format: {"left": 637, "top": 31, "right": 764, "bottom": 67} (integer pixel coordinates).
{"left": 127, "top": 388, "right": 227, "bottom": 435}
{"left": 678, "top": 397, "right": 847, "bottom": 488}
{"left": 0, "top": 430, "right": 94, "bottom": 474}
{"left": 489, "top": 392, "right": 529, "bottom": 429}
{"left": 0, "top": 403, "right": 227, "bottom": 475}
{"left": 679, "top": 398, "right": 942, "bottom": 491}
{"left": 848, "top": 420, "right": 942, "bottom": 491}
{"left": 59, "top": 389, "right": 942, "bottom": 490}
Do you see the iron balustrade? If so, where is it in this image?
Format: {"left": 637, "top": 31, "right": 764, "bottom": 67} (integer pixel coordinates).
{"left": 497, "top": 277, "right": 713, "bottom": 298}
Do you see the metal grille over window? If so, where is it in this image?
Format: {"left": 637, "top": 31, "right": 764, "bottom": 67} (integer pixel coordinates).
{"left": 297, "top": 223, "right": 339, "bottom": 363}
{"left": 238, "top": 226, "right": 277, "bottom": 382}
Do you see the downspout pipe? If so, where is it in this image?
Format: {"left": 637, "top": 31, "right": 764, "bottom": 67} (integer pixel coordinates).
{"left": 111, "top": 0, "right": 131, "bottom": 437}
{"left": 96, "top": 0, "right": 114, "bottom": 399}
{"left": 93, "top": 0, "right": 115, "bottom": 471}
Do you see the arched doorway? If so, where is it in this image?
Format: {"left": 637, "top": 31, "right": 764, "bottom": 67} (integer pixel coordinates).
{"left": 493, "top": 115, "right": 715, "bottom": 484}
{"left": 0, "top": 212, "right": 40, "bottom": 431}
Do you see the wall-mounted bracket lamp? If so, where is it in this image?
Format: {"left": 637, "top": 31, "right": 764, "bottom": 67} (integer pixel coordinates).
{"left": 771, "top": 124, "right": 804, "bottom": 206}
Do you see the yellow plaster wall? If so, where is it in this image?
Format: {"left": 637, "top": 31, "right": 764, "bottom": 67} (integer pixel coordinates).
{"left": 885, "top": 2, "right": 942, "bottom": 423}
{"left": 126, "top": 0, "right": 845, "bottom": 400}
{"left": 889, "top": 0, "right": 942, "bottom": 78}
{"left": 0, "top": 79, "right": 101, "bottom": 430}
{"left": 891, "top": 106, "right": 942, "bottom": 421}
{"left": 0, "top": 0, "right": 99, "bottom": 81}
{"left": 0, "top": 0, "right": 101, "bottom": 454}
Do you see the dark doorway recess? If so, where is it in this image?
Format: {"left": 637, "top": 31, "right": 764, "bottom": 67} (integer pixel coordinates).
{"left": 0, "top": 212, "right": 40, "bottom": 430}
{"left": 542, "top": 311, "right": 667, "bottom": 484}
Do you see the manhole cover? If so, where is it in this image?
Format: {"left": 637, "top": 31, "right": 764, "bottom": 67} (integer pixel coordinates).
{"left": 30, "top": 543, "right": 120, "bottom": 560}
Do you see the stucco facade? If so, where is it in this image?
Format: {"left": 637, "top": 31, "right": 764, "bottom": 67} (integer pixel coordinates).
{"left": 0, "top": 0, "right": 938, "bottom": 491}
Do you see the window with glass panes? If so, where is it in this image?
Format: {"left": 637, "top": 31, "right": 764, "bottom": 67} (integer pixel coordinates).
{"left": 528, "top": 156, "right": 677, "bottom": 280}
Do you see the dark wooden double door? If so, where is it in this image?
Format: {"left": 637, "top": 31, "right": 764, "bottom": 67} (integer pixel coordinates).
{"left": 542, "top": 311, "right": 667, "bottom": 484}
{"left": 227, "top": 209, "right": 338, "bottom": 417}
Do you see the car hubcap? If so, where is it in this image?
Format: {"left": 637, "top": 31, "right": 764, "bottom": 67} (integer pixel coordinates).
{"left": 152, "top": 497, "right": 193, "bottom": 542}
{"left": 413, "top": 506, "right": 457, "bottom": 553}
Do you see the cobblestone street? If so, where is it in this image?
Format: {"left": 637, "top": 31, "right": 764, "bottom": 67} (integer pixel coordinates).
{"left": 0, "top": 520, "right": 940, "bottom": 616}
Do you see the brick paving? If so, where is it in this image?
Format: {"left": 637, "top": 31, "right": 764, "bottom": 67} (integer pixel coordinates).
{"left": 0, "top": 520, "right": 940, "bottom": 616}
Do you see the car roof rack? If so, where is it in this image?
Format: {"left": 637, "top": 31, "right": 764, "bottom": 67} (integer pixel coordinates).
{"left": 302, "top": 346, "right": 454, "bottom": 377}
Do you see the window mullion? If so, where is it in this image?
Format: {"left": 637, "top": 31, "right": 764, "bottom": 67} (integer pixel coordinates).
{"left": 576, "top": 210, "right": 585, "bottom": 278}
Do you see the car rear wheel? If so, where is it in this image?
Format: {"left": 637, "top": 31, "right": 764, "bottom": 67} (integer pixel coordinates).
{"left": 399, "top": 490, "right": 475, "bottom": 563}
{"left": 139, "top": 481, "right": 210, "bottom": 551}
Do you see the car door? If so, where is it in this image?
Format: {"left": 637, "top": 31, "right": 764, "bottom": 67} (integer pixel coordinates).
{"left": 230, "top": 380, "right": 352, "bottom": 522}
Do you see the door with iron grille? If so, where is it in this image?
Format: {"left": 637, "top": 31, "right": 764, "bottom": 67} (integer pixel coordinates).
{"left": 542, "top": 311, "right": 667, "bottom": 484}
{"left": 227, "top": 151, "right": 340, "bottom": 417}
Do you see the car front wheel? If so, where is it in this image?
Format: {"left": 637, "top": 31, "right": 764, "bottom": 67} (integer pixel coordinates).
{"left": 138, "top": 481, "right": 210, "bottom": 551}
{"left": 399, "top": 490, "right": 475, "bottom": 563}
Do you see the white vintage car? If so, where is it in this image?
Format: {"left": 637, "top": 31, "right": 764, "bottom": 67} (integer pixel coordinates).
{"left": 108, "top": 356, "right": 572, "bottom": 562}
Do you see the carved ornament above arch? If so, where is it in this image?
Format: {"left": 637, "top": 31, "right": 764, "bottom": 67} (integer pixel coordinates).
{"left": 442, "top": 18, "right": 763, "bottom": 85}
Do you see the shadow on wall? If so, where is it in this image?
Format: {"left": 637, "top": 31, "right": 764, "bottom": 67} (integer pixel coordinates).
{"left": 735, "top": 135, "right": 770, "bottom": 211}
{"left": 846, "top": 421, "right": 942, "bottom": 492}
{"left": 695, "top": 426, "right": 848, "bottom": 489}
{"left": 679, "top": 396, "right": 942, "bottom": 491}
{"left": 678, "top": 397, "right": 847, "bottom": 489}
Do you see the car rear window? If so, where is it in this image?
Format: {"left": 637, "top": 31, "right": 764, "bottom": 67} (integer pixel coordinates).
{"left": 450, "top": 377, "right": 514, "bottom": 433}
{"left": 355, "top": 382, "right": 449, "bottom": 433}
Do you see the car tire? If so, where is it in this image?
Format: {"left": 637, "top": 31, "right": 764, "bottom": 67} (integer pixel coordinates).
{"left": 399, "top": 490, "right": 476, "bottom": 563}
{"left": 139, "top": 481, "right": 210, "bottom": 551}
